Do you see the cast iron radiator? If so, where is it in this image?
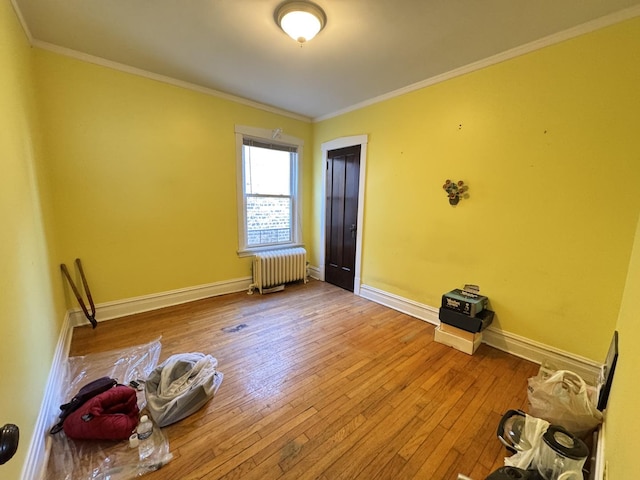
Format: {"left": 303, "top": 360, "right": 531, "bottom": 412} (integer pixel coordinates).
{"left": 249, "top": 247, "right": 307, "bottom": 294}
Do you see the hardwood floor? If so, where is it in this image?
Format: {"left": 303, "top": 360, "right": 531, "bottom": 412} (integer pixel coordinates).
{"left": 55, "top": 280, "right": 538, "bottom": 480}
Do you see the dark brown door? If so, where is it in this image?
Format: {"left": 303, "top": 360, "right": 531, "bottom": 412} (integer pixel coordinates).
{"left": 325, "top": 145, "right": 361, "bottom": 291}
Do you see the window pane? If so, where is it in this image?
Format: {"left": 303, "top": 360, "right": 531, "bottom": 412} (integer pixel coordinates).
{"left": 244, "top": 146, "right": 290, "bottom": 195}
{"left": 246, "top": 196, "right": 292, "bottom": 246}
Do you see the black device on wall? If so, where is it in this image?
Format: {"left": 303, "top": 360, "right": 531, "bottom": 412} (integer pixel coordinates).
{"left": 597, "top": 330, "right": 619, "bottom": 411}
{"left": 0, "top": 423, "right": 19, "bottom": 465}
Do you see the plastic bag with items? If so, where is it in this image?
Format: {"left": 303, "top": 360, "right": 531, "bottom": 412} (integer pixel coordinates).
{"left": 499, "top": 410, "right": 550, "bottom": 470}
{"left": 145, "top": 352, "right": 223, "bottom": 427}
{"left": 527, "top": 369, "right": 602, "bottom": 438}
{"left": 46, "top": 338, "right": 173, "bottom": 480}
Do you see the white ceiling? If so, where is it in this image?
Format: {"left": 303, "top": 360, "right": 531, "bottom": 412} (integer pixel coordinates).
{"left": 13, "top": 0, "right": 640, "bottom": 120}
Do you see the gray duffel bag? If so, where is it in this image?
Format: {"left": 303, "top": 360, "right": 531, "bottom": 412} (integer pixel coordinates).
{"left": 145, "top": 352, "right": 223, "bottom": 427}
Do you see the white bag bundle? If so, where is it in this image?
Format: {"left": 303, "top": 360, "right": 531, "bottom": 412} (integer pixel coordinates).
{"left": 527, "top": 369, "right": 602, "bottom": 438}
{"left": 504, "top": 414, "right": 550, "bottom": 470}
{"left": 145, "top": 352, "right": 223, "bottom": 427}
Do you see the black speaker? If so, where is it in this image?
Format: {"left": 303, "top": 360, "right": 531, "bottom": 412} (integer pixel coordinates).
{"left": 0, "top": 424, "right": 19, "bottom": 465}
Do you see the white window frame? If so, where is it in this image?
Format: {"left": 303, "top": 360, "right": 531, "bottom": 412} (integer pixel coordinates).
{"left": 235, "top": 125, "right": 304, "bottom": 257}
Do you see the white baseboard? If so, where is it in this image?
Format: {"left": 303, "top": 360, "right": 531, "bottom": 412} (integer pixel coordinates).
{"left": 482, "top": 327, "right": 602, "bottom": 384}
{"left": 25, "top": 276, "right": 252, "bottom": 479}
{"left": 21, "top": 312, "right": 74, "bottom": 480}
{"left": 593, "top": 421, "right": 606, "bottom": 480}
{"left": 360, "top": 284, "right": 440, "bottom": 324}
{"left": 70, "top": 277, "right": 252, "bottom": 326}
{"left": 359, "top": 283, "right": 602, "bottom": 382}
{"left": 27, "top": 278, "right": 602, "bottom": 480}
{"left": 308, "top": 265, "right": 322, "bottom": 281}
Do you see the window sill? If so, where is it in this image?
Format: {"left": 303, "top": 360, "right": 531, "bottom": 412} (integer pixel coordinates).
{"left": 237, "top": 243, "right": 304, "bottom": 258}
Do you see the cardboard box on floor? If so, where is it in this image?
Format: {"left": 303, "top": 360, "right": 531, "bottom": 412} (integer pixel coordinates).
{"left": 434, "top": 324, "right": 482, "bottom": 355}
{"left": 439, "top": 322, "right": 478, "bottom": 342}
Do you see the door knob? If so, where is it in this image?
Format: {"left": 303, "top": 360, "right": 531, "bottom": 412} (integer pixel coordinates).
{"left": 0, "top": 423, "right": 19, "bottom": 465}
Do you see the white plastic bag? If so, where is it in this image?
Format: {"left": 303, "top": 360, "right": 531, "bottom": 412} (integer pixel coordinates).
{"left": 527, "top": 369, "right": 602, "bottom": 438}
{"left": 504, "top": 414, "right": 550, "bottom": 470}
{"left": 145, "top": 352, "right": 223, "bottom": 427}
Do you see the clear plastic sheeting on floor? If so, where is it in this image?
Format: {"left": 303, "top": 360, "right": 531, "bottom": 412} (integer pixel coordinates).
{"left": 46, "top": 338, "right": 174, "bottom": 480}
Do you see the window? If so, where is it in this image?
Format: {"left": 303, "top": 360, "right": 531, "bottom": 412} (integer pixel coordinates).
{"left": 235, "top": 126, "right": 303, "bottom": 255}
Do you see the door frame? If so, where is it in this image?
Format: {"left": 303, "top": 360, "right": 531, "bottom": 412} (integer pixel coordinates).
{"left": 320, "top": 135, "right": 368, "bottom": 295}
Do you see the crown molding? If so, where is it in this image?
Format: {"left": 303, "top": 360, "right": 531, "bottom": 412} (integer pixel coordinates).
{"left": 28, "top": 38, "right": 312, "bottom": 123}
{"left": 11, "top": 0, "right": 311, "bottom": 122}
{"left": 314, "top": 5, "right": 640, "bottom": 122}
{"left": 11, "top": 0, "right": 640, "bottom": 133}
{"left": 10, "top": 0, "right": 33, "bottom": 43}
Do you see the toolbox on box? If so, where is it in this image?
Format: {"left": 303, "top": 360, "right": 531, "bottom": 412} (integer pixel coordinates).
{"left": 439, "top": 307, "right": 494, "bottom": 333}
{"left": 441, "top": 288, "right": 488, "bottom": 317}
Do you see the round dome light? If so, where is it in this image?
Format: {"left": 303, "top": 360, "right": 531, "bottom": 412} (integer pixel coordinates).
{"left": 275, "top": 1, "right": 326, "bottom": 44}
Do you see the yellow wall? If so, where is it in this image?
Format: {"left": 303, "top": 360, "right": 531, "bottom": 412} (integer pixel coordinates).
{"left": 313, "top": 17, "right": 640, "bottom": 362}
{"left": 2, "top": 5, "right": 312, "bottom": 477}
{"left": 606, "top": 210, "right": 640, "bottom": 479}
{"left": 34, "top": 50, "right": 313, "bottom": 303}
{"left": 0, "top": 3, "right": 61, "bottom": 478}
{"left": 3, "top": 2, "right": 639, "bottom": 476}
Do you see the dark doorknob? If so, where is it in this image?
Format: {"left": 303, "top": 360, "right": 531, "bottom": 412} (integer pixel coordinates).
{"left": 0, "top": 424, "right": 19, "bottom": 465}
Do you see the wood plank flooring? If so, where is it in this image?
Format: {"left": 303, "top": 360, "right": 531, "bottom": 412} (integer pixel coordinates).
{"left": 54, "top": 280, "right": 538, "bottom": 480}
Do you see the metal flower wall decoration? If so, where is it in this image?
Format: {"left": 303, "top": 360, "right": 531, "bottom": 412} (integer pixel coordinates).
{"left": 443, "top": 179, "right": 468, "bottom": 205}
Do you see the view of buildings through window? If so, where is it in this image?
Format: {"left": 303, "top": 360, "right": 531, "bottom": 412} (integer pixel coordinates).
{"left": 243, "top": 144, "right": 294, "bottom": 247}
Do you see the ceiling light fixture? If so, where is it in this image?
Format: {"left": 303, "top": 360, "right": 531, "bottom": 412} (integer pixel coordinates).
{"left": 275, "top": 1, "right": 326, "bottom": 45}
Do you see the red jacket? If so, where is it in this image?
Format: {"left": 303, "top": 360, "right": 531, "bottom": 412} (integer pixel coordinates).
{"left": 63, "top": 385, "right": 139, "bottom": 441}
